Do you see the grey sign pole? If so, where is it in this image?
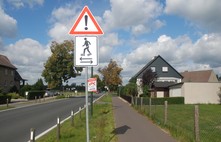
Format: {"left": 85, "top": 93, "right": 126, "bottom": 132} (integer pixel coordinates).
{"left": 85, "top": 67, "right": 89, "bottom": 142}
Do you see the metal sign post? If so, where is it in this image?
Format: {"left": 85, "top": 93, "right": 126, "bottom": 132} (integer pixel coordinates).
{"left": 69, "top": 6, "right": 103, "bottom": 142}
{"left": 85, "top": 67, "right": 89, "bottom": 142}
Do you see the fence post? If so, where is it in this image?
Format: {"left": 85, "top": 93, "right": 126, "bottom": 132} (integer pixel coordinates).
{"left": 57, "top": 117, "right": 60, "bottom": 141}
{"left": 6, "top": 98, "right": 9, "bottom": 108}
{"left": 71, "top": 110, "right": 74, "bottom": 127}
{"left": 30, "top": 128, "right": 35, "bottom": 142}
{"left": 149, "top": 98, "right": 152, "bottom": 117}
{"left": 135, "top": 97, "right": 137, "bottom": 106}
{"left": 194, "top": 105, "right": 200, "bottom": 142}
{"left": 164, "top": 101, "right": 168, "bottom": 125}
{"left": 141, "top": 97, "right": 143, "bottom": 110}
{"left": 79, "top": 107, "right": 82, "bottom": 119}
{"left": 131, "top": 96, "right": 134, "bottom": 105}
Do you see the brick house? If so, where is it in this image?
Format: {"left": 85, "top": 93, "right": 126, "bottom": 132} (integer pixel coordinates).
{"left": 0, "top": 54, "right": 26, "bottom": 93}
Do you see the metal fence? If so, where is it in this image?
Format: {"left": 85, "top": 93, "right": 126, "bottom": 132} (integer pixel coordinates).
{"left": 131, "top": 97, "right": 221, "bottom": 142}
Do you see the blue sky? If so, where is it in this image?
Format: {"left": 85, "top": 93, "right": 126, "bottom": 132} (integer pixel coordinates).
{"left": 1, "top": 0, "right": 221, "bottom": 85}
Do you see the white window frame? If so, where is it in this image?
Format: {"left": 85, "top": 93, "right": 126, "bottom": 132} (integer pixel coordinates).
{"left": 151, "top": 67, "right": 156, "bottom": 72}
{"left": 162, "top": 66, "right": 168, "bottom": 72}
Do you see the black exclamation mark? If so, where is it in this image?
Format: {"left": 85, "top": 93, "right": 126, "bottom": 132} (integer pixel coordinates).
{"left": 84, "top": 15, "right": 88, "bottom": 30}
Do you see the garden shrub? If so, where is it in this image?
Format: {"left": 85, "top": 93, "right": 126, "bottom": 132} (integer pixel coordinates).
{"left": 0, "top": 93, "right": 11, "bottom": 104}
{"left": 26, "top": 91, "right": 45, "bottom": 100}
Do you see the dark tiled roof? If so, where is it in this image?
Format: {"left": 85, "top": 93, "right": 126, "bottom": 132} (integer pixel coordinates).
{"left": 0, "top": 54, "right": 16, "bottom": 69}
{"left": 181, "top": 70, "right": 213, "bottom": 82}
{"left": 153, "top": 81, "right": 176, "bottom": 88}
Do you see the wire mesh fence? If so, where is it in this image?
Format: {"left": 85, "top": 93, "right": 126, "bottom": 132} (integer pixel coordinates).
{"left": 132, "top": 97, "right": 221, "bottom": 142}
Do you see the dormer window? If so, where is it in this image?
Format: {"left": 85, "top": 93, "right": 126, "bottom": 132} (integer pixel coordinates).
{"left": 151, "top": 67, "right": 156, "bottom": 72}
{"left": 162, "top": 67, "right": 168, "bottom": 72}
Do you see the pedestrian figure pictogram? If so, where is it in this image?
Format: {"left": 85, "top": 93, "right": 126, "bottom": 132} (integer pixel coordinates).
{"left": 81, "top": 38, "right": 92, "bottom": 56}
{"left": 75, "top": 36, "right": 98, "bottom": 66}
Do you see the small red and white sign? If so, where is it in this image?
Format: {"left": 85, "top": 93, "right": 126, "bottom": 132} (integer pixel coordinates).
{"left": 69, "top": 6, "right": 103, "bottom": 35}
{"left": 87, "top": 78, "right": 97, "bottom": 92}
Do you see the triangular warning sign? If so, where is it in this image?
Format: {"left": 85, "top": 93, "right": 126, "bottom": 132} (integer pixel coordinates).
{"left": 69, "top": 6, "right": 104, "bottom": 35}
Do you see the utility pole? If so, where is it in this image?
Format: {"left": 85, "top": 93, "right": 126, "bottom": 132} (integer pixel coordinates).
{"left": 90, "top": 67, "right": 94, "bottom": 116}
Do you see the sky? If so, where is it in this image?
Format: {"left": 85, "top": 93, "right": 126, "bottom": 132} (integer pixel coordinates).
{"left": 1, "top": 0, "right": 221, "bottom": 85}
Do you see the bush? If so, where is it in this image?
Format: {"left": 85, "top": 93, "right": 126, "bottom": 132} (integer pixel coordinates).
{"left": 142, "top": 97, "right": 184, "bottom": 105}
{"left": 0, "top": 93, "right": 11, "bottom": 104}
{"left": 26, "top": 91, "right": 45, "bottom": 100}
{"left": 7, "top": 92, "right": 21, "bottom": 99}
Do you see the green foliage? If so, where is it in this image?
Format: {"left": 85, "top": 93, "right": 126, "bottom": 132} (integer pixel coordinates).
{"left": 120, "top": 82, "right": 137, "bottom": 96}
{"left": 42, "top": 40, "right": 83, "bottom": 88}
{"left": 98, "top": 59, "right": 123, "bottom": 91}
{"left": 142, "top": 68, "right": 157, "bottom": 87}
{"left": 19, "top": 84, "right": 32, "bottom": 97}
{"left": 218, "top": 87, "right": 221, "bottom": 104}
{"left": 93, "top": 74, "right": 105, "bottom": 91}
{"left": 37, "top": 94, "right": 117, "bottom": 142}
{"left": 0, "top": 93, "right": 11, "bottom": 104}
{"left": 9, "top": 85, "right": 18, "bottom": 93}
{"left": 7, "top": 92, "right": 21, "bottom": 99}
{"left": 32, "top": 78, "right": 45, "bottom": 90}
{"left": 135, "top": 97, "right": 184, "bottom": 105}
{"left": 26, "top": 91, "right": 45, "bottom": 100}
{"left": 129, "top": 77, "right": 136, "bottom": 83}
{"left": 142, "top": 84, "right": 150, "bottom": 97}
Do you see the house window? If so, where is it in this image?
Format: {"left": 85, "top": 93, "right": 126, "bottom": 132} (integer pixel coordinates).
{"left": 151, "top": 67, "right": 156, "bottom": 72}
{"left": 162, "top": 67, "right": 168, "bottom": 72}
{"left": 11, "top": 70, "right": 14, "bottom": 76}
{"left": 5, "top": 69, "right": 8, "bottom": 75}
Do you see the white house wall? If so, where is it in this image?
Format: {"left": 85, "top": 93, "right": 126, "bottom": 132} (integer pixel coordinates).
{"left": 157, "top": 91, "right": 164, "bottom": 98}
{"left": 170, "top": 87, "right": 182, "bottom": 97}
{"left": 183, "top": 82, "right": 221, "bottom": 104}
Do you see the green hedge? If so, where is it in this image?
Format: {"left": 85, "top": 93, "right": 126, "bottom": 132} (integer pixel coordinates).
{"left": 134, "top": 97, "right": 184, "bottom": 105}
{"left": 27, "top": 91, "right": 45, "bottom": 100}
{"left": 0, "top": 94, "right": 12, "bottom": 104}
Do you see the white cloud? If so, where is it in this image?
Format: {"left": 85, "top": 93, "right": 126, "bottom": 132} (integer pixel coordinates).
{"left": 114, "top": 33, "right": 221, "bottom": 84}
{"left": 7, "top": 0, "right": 44, "bottom": 8}
{"left": 3, "top": 38, "right": 49, "bottom": 84}
{"left": 165, "top": 0, "right": 221, "bottom": 32}
{"left": 48, "top": 4, "right": 81, "bottom": 42}
{"left": 0, "top": 7, "right": 17, "bottom": 38}
{"left": 103, "top": 0, "right": 163, "bottom": 35}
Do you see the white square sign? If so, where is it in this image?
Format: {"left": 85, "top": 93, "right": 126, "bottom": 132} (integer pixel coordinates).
{"left": 75, "top": 36, "right": 98, "bottom": 66}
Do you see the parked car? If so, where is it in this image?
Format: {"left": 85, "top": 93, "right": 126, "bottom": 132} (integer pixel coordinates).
{"left": 44, "top": 89, "right": 60, "bottom": 97}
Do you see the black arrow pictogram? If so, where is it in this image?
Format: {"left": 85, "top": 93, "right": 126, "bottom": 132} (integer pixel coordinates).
{"left": 80, "top": 57, "right": 93, "bottom": 64}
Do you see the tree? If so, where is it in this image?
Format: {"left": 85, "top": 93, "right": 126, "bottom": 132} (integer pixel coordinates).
{"left": 42, "top": 40, "right": 82, "bottom": 89}
{"left": 98, "top": 59, "right": 123, "bottom": 91}
{"left": 142, "top": 68, "right": 157, "bottom": 88}
{"left": 32, "top": 78, "right": 45, "bottom": 90}
{"left": 142, "top": 68, "right": 157, "bottom": 96}
{"left": 218, "top": 87, "right": 221, "bottom": 104}
{"left": 93, "top": 74, "right": 105, "bottom": 91}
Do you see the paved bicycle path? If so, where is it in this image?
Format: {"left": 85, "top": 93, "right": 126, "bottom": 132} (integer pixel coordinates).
{"left": 112, "top": 97, "right": 177, "bottom": 142}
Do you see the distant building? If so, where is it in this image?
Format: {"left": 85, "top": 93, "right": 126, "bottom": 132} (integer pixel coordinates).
{"left": 133, "top": 55, "right": 221, "bottom": 104}
{"left": 170, "top": 70, "right": 220, "bottom": 104}
{"left": 181, "top": 70, "right": 218, "bottom": 82}
{"left": 0, "top": 54, "right": 26, "bottom": 93}
{"left": 133, "top": 55, "right": 183, "bottom": 97}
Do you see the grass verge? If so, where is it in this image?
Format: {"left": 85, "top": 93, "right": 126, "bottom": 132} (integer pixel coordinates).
{"left": 37, "top": 93, "right": 117, "bottom": 142}
{"left": 0, "top": 105, "right": 14, "bottom": 111}
{"left": 134, "top": 104, "right": 221, "bottom": 142}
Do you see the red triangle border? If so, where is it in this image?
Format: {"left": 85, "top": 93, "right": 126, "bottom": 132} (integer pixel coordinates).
{"left": 69, "top": 6, "right": 104, "bottom": 35}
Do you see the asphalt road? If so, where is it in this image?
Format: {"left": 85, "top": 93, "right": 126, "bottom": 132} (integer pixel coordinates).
{"left": 0, "top": 95, "right": 101, "bottom": 142}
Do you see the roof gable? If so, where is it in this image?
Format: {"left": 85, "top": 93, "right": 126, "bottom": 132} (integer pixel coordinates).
{"left": 0, "top": 54, "right": 16, "bottom": 69}
{"left": 133, "top": 55, "right": 183, "bottom": 79}
{"left": 181, "top": 70, "right": 218, "bottom": 82}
